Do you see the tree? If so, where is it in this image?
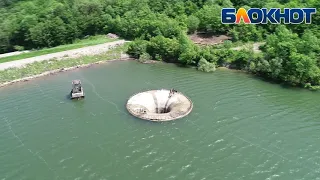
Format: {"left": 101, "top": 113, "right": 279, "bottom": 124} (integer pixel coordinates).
{"left": 185, "top": 0, "right": 198, "bottom": 15}
{"left": 229, "top": 24, "right": 263, "bottom": 42}
{"left": 147, "top": 35, "right": 180, "bottom": 62}
{"left": 29, "top": 17, "right": 67, "bottom": 47}
{"left": 0, "top": 0, "right": 19, "bottom": 7}
{"left": 199, "top": 46, "right": 217, "bottom": 63}
{"left": 195, "top": 4, "right": 228, "bottom": 33}
{"left": 0, "top": 31, "right": 11, "bottom": 53}
{"left": 232, "top": 49, "right": 254, "bottom": 69}
{"left": 298, "top": 30, "right": 320, "bottom": 56}
{"left": 187, "top": 15, "right": 200, "bottom": 34}
{"left": 178, "top": 33, "right": 200, "bottom": 65}
{"left": 252, "top": 25, "right": 320, "bottom": 87}
{"left": 10, "top": 15, "right": 38, "bottom": 49}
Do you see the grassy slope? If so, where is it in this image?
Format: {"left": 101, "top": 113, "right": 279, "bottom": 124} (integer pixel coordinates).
{"left": 0, "top": 43, "right": 129, "bottom": 83}
{"left": 0, "top": 35, "right": 116, "bottom": 63}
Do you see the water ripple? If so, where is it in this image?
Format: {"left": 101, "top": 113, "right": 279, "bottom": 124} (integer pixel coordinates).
{"left": 0, "top": 61, "right": 319, "bottom": 179}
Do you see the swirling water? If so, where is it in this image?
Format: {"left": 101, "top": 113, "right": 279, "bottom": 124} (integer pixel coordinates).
{"left": 1, "top": 61, "right": 320, "bottom": 180}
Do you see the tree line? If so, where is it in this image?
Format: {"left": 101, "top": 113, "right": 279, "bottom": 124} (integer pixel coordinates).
{"left": 1, "top": 0, "right": 320, "bottom": 89}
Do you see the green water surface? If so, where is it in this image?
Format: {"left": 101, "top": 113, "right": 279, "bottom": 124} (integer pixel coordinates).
{"left": 1, "top": 61, "right": 320, "bottom": 180}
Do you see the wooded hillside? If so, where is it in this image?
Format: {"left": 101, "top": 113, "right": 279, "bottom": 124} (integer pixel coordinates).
{"left": 1, "top": 0, "right": 320, "bottom": 89}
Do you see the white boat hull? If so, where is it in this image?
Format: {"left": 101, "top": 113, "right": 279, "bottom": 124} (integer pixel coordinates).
{"left": 71, "top": 90, "right": 85, "bottom": 99}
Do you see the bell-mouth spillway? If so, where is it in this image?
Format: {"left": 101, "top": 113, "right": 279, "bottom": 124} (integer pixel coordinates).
{"left": 126, "top": 89, "right": 193, "bottom": 121}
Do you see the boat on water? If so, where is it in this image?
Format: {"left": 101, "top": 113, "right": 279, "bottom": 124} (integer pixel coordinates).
{"left": 70, "top": 80, "right": 85, "bottom": 99}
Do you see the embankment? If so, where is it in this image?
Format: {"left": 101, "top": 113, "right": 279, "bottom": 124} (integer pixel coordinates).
{"left": 0, "top": 40, "right": 128, "bottom": 71}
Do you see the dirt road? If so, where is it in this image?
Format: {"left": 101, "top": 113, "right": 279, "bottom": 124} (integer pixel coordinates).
{"left": 0, "top": 40, "right": 128, "bottom": 71}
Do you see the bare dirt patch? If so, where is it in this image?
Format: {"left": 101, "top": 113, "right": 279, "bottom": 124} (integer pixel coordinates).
{"left": 189, "top": 32, "right": 232, "bottom": 46}
{"left": 231, "top": 42, "right": 265, "bottom": 53}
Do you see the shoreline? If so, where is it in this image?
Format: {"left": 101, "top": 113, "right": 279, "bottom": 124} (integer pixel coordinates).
{"left": 2, "top": 58, "right": 317, "bottom": 91}
{"left": 0, "top": 40, "right": 127, "bottom": 71}
{"left": 0, "top": 58, "right": 134, "bottom": 88}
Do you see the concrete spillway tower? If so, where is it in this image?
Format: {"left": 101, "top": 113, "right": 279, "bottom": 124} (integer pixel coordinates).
{"left": 126, "top": 89, "right": 193, "bottom": 121}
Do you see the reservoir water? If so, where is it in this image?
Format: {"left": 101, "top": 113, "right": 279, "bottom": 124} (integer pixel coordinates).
{"left": 1, "top": 61, "right": 320, "bottom": 180}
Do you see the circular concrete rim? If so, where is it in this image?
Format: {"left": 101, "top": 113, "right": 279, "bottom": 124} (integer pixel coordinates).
{"left": 126, "top": 89, "right": 193, "bottom": 122}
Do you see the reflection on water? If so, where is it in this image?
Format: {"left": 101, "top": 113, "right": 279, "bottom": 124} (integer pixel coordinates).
{"left": 1, "top": 61, "right": 320, "bottom": 180}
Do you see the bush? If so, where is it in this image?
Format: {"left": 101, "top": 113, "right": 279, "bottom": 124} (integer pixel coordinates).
{"left": 126, "top": 40, "right": 149, "bottom": 58}
{"left": 155, "top": 54, "right": 162, "bottom": 61}
{"left": 197, "top": 58, "right": 216, "bottom": 72}
{"left": 13, "top": 45, "right": 25, "bottom": 51}
{"left": 138, "top": 52, "right": 151, "bottom": 63}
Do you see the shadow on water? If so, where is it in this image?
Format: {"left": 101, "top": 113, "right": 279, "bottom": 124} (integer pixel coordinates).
{"left": 65, "top": 93, "right": 71, "bottom": 100}
{"left": 130, "top": 113, "right": 192, "bottom": 126}
{"left": 246, "top": 72, "right": 320, "bottom": 93}
{"left": 173, "top": 63, "right": 196, "bottom": 69}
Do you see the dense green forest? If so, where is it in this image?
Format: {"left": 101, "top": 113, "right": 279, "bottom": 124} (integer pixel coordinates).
{"left": 0, "top": 0, "right": 320, "bottom": 89}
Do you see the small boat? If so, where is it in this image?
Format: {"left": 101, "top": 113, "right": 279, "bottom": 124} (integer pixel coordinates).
{"left": 70, "top": 80, "right": 85, "bottom": 99}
